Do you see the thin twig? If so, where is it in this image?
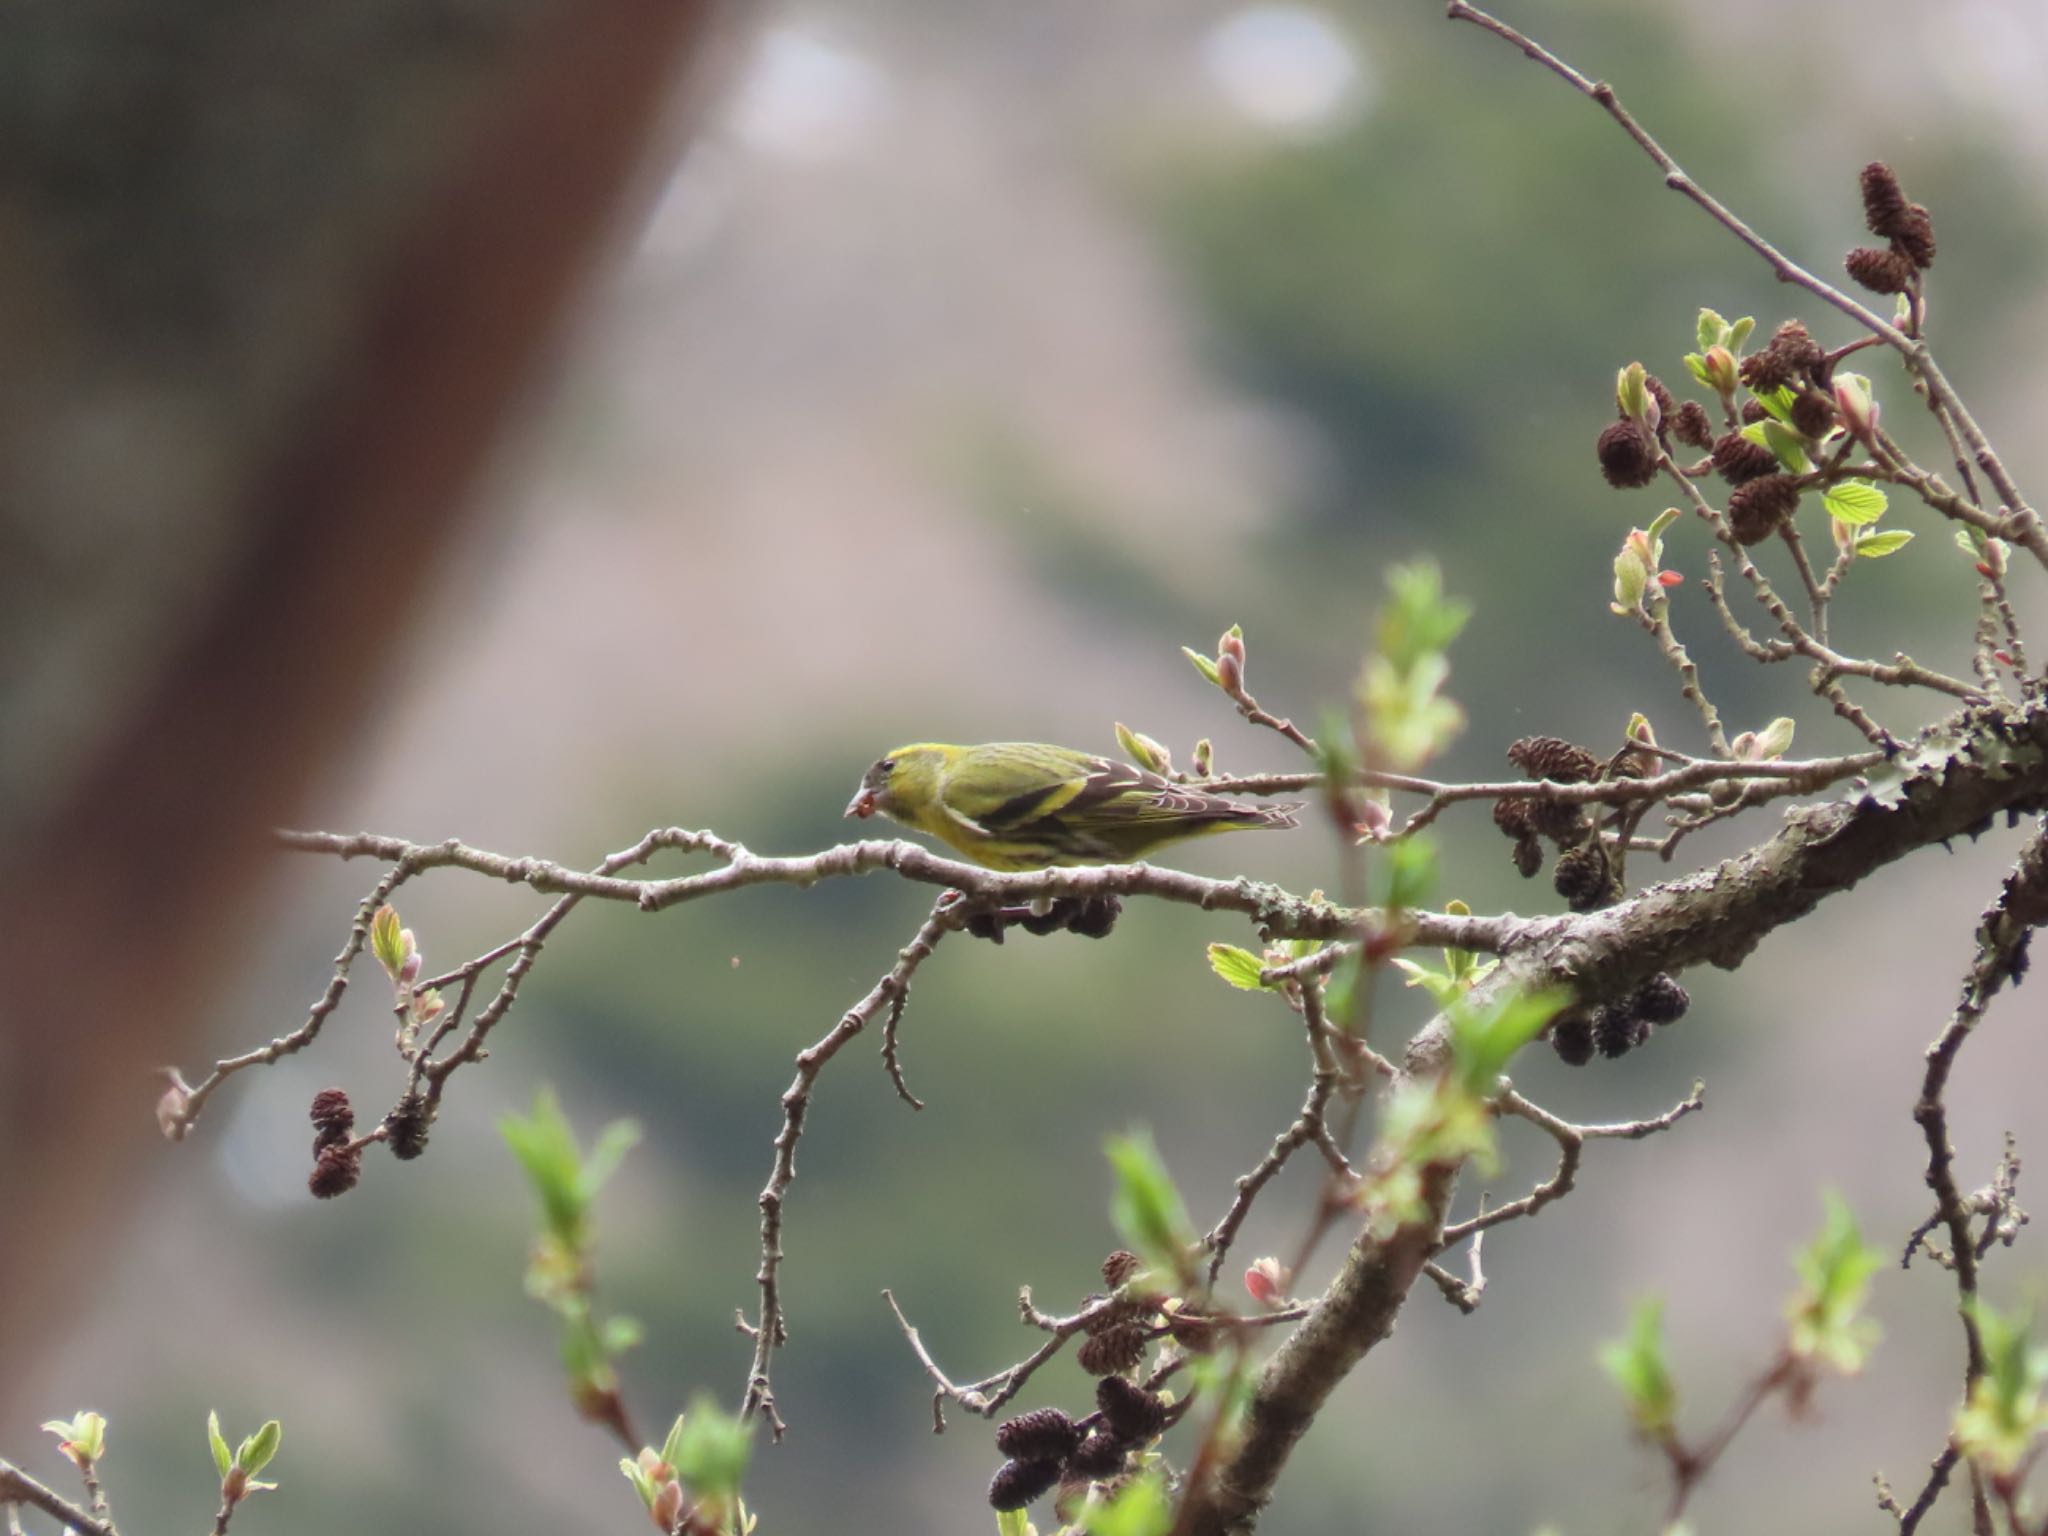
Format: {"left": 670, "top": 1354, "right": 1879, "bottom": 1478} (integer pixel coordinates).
{"left": 742, "top": 901, "right": 956, "bottom": 1438}
{"left": 0, "top": 1461, "right": 116, "bottom": 1536}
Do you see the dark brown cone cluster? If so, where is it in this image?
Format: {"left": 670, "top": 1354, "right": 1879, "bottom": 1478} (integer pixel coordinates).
{"left": 1508, "top": 736, "right": 1601, "bottom": 784}
{"left": 1627, "top": 972, "right": 1691, "bottom": 1025}
{"left": 1727, "top": 474, "right": 1801, "bottom": 545}
{"left": 384, "top": 1093, "right": 431, "bottom": 1161}
{"left": 1068, "top": 1431, "right": 1127, "bottom": 1479}
{"left": 987, "top": 1379, "right": 1168, "bottom": 1511}
{"left": 989, "top": 1456, "right": 1063, "bottom": 1512}
{"left": 969, "top": 895, "right": 1123, "bottom": 943}
{"left": 1549, "top": 1009, "right": 1596, "bottom": 1067}
{"left": 1845, "top": 245, "right": 1916, "bottom": 296}
{"left": 1096, "top": 1377, "right": 1168, "bottom": 1441}
{"left": 309, "top": 1143, "right": 362, "bottom": 1199}
{"left": 1596, "top": 1006, "right": 1651, "bottom": 1058}
{"left": 1077, "top": 1325, "right": 1147, "bottom": 1376}
{"left": 1597, "top": 420, "right": 1659, "bottom": 489}
{"left": 1739, "top": 321, "right": 1824, "bottom": 393}
{"left": 1552, "top": 972, "right": 1690, "bottom": 1066}
{"left": 1712, "top": 430, "right": 1778, "bottom": 486}
{"left": 1552, "top": 843, "right": 1616, "bottom": 913}
{"left": 1082, "top": 1294, "right": 1152, "bottom": 1335}
{"left": 1671, "top": 400, "right": 1713, "bottom": 450}
{"left": 995, "top": 1408, "right": 1082, "bottom": 1464}
{"left": 1789, "top": 390, "right": 1836, "bottom": 439}
{"left": 1859, "top": 161, "right": 1935, "bottom": 270}
{"left": 310, "top": 1088, "right": 354, "bottom": 1150}
{"left": 1101, "top": 1249, "right": 1143, "bottom": 1288}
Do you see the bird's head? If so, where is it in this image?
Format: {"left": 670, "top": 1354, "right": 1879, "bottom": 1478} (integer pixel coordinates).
{"left": 845, "top": 744, "right": 951, "bottom": 824}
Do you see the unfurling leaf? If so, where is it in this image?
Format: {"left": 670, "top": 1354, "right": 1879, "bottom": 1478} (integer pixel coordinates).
{"left": 1206, "top": 943, "right": 1269, "bottom": 992}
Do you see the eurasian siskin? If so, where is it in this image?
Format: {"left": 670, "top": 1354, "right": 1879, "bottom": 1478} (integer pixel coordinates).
{"left": 844, "top": 742, "right": 1301, "bottom": 871}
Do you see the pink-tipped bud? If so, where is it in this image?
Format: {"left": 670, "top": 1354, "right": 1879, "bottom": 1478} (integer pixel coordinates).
{"left": 223, "top": 1466, "right": 250, "bottom": 1508}
{"left": 1352, "top": 798, "right": 1393, "bottom": 842}
{"left": 1245, "top": 1256, "right": 1290, "bottom": 1308}
{"left": 1219, "top": 625, "right": 1246, "bottom": 669}
{"left": 157, "top": 1068, "right": 192, "bottom": 1141}
{"left": 1832, "top": 373, "right": 1879, "bottom": 444}
{"left": 648, "top": 1478, "right": 684, "bottom": 1531}
{"left": 1980, "top": 538, "right": 2009, "bottom": 580}
{"left": 398, "top": 951, "right": 422, "bottom": 987}
{"left": 1703, "top": 345, "right": 1739, "bottom": 396}
{"left": 1215, "top": 649, "right": 1244, "bottom": 698}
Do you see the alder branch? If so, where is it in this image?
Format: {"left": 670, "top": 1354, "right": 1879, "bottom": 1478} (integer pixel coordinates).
{"left": 1445, "top": 0, "right": 2044, "bottom": 568}
{"left": 742, "top": 898, "right": 958, "bottom": 1439}
{"left": 1182, "top": 699, "right": 2048, "bottom": 1534}
{"left": 0, "top": 1461, "right": 115, "bottom": 1536}
{"left": 1888, "top": 822, "right": 2048, "bottom": 1534}
{"left": 1435, "top": 1080, "right": 1704, "bottom": 1248}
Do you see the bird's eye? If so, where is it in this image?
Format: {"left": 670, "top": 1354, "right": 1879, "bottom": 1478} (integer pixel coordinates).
{"left": 879, "top": 758, "right": 897, "bottom": 772}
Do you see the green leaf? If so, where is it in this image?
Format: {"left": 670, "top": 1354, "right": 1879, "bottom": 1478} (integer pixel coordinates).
{"left": 208, "top": 1411, "right": 232, "bottom": 1480}
{"left": 1181, "top": 647, "right": 1221, "bottom": 687}
{"left": 600, "top": 1314, "right": 645, "bottom": 1358}
{"left": 1856, "top": 529, "right": 1914, "bottom": 559}
{"left": 1600, "top": 1298, "right": 1678, "bottom": 1440}
{"left": 1388, "top": 957, "right": 1462, "bottom": 1007}
{"left": 621, "top": 1456, "right": 659, "bottom": 1509}
{"left": 1822, "top": 480, "right": 1889, "bottom": 526}
{"left": 369, "top": 904, "right": 407, "bottom": 979}
{"left": 1379, "top": 835, "right": 1438, "bottom": 913}
{"left": 661, "top": 1412, "right": 690, "bottom": 1473}
{"left": 1377, "top": 561, "right": 1471, "bottom": 668}
{"left": 1682, "top": 353, "right": 1713, "bottom": 389}
{"left": 1106, "top": 1130, "right": 1196, "bottom": 1282}
{"left": 1955, "top": 1300, "right": 2048, "bottom": 1473}
{"left": 235, "top": 1420, "right": 281, "bottom": 1477}
{"left": 1786, "top": 1193, "right": 1882, "bottom": 1374}
{"left": 995, "top": 1510, "right": 1036, "bottom": 1536}
{"left": 1083, "top": 1471, "right": 1172, "bottom": 1536}
{"left": 578, "top": 1118, "right": 643, "bottom": 1205}
{"left": 1447, "top": 985, "right": 1566, "bottom": 1095}
{"left": 670, "top": 1394, "right": 753, "bottom": 1501}
{"left": 1115, "top": 721, "right": 1167, "bottom": 775}
{"left": 1751, "top": 384, "right": 1797, "bottom": 424}
{"left": 1695, "top": 308, "right": 1727, "bottom": 354}
{"left": 1759, "top": 419, "right": 1811, "bottom": 473}
{"left": 1729, "top": 315, "right": 1756, "bottom": 351}
{"left": 1206, "top": 943, "right": 1269, "bottom": 991}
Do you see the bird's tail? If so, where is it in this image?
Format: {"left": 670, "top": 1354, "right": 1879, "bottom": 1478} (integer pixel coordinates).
{"left": 1246, "top": 801, "right": 1304, "bottom": 829}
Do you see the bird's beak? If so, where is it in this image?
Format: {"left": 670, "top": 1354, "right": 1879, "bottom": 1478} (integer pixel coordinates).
{"left": 845, "top": 789, "right": 877, "bottom": 819}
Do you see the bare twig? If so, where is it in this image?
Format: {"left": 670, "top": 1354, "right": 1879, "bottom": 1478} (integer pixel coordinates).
{"left": 0, "top": 1461, "right": 116, "bottom": 1536}
{"left": 1436, "top": 1081, "right": 1705, "bottom": 1248}
{"left": 742, "top": 900, "right": 957, "bottom": 1438}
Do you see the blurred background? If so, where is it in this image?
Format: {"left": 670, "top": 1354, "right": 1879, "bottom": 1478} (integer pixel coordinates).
{"left": 7, "top": 0, "right": 2048, "bottom": 1532}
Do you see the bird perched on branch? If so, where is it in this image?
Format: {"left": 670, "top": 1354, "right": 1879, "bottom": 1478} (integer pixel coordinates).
{"left": 844, "top": 742, "right": 1303, "bottom": 871}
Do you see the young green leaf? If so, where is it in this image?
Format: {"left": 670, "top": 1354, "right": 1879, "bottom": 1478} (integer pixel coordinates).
{"left": 1181, "top": 647, "right": 1222, "bottom": 687}
{"left": 1600, "top": 1298, "right": 1678, "bottom": 1441}
{"left": 1822, "top": 480, "right": 1888, "bottom": 526}
{"left": 1785, "top": 1193, "right": 1882, "bottom": 1373}
{"left": 1855, "top": 529, "right": 1914, "bottom": 560}
{"left": 208, "top": 1411, "right": 233, "bottom": 1480}
{"left": 1695, "top": 308, "right": 1727, "bottom": 354}
{"left": 670, "top": 1395, "right": 753, "bottom": 1501}
{"left": 1954, "top": 1300, "right": 2048, "bottom": 1474}
{"left": 995, "top": 1510, "right": 1036, "bottom": 1536}
{"left": 235, "top": 1420, "right": 282, "bottom": 1477}
{"left": 1206, "top": 943, "right": 1269, "bottom": 992}
{"left": 1083, "top": 1471, "right": 1172, "bottom": 1536}
{"left": 1105, "top": 1130, "right": 1196, "bottom": 1282}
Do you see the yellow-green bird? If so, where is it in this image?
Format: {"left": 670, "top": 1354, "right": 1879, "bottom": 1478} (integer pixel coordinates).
{"left": 844, "top": 742, "right": 1303, "bottom": 871}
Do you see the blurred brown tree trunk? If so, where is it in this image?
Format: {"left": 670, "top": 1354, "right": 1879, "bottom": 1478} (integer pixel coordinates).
{"left": 0, "top": 0, "right": 733, "bottom": 1394}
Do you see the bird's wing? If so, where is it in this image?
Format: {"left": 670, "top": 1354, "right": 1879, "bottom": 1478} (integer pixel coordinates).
{"left": 937, "top": 744, "right": 1104, "bottom": 832}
